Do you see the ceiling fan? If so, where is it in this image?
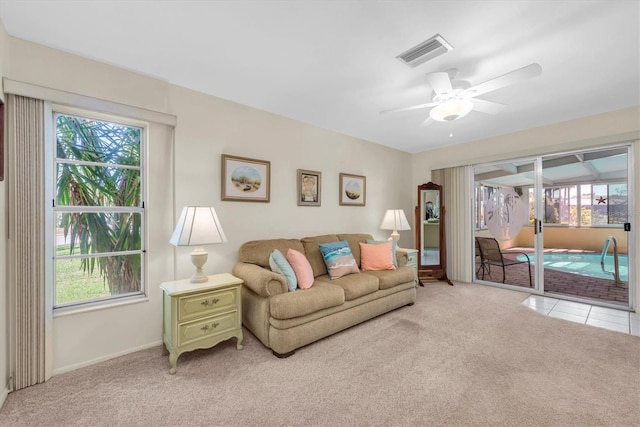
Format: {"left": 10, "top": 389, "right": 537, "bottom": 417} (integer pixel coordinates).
{"left": 381, "top": 63, "right": 542, "bottom": 125}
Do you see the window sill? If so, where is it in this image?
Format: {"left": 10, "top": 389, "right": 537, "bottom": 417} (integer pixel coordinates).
{"left": 53, "top": 294, "right": 149, "bottom": 318}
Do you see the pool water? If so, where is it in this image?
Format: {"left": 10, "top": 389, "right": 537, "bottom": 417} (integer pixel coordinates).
{"left": 516, "top": 252, "right": 629, "bottom": 282}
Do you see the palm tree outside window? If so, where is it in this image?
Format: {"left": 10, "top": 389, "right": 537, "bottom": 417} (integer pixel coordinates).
{"left": 52, "top": 112, "right": 145, "bottom": 308}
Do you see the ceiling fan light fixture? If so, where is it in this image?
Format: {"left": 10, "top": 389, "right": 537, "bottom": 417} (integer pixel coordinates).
{"left": 429, "top": 99, "right": 473, "bottom": 122}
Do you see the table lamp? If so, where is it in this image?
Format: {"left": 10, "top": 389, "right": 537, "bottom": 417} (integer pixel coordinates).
{"left": 170, "top": 206, "right": 228, "bottom": 283}
{"left": 380, "top": 209, "right": 411, "bottom": 244}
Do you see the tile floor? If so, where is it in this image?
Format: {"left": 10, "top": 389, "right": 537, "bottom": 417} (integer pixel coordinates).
{"left": 522, "top": 294, "right": 640, "bottom": 336}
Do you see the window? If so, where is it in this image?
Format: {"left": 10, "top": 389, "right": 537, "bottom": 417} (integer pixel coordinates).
{"left": 527, "top": 182, "right": 627, "bottom": 227}
{"left": 608, "top": 183, "right": 628, "bottom": 224}
{"left": 52, "top": 111, "right": 145, "bottom": 308}
{"left": 541, "top": 186, "right": 574, "bottom": 225}
{"left": 474, "top": 184, "right": 496, "bottom": 229}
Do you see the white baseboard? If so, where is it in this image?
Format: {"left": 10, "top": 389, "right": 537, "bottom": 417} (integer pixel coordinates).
{"left": 52, "top": 340, "right": 163, "bottom": 376}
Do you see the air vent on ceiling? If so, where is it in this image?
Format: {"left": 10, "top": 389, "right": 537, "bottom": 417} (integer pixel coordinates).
{"left": 396, "top": 34, "right": 453, "bottom": 67}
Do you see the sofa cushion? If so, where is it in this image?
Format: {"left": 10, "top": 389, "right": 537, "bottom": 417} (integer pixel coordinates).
{"left": 301, "top": 234, "right": 340, "bottom": 277}
{"left": 315, "top": 272, "right": 379, "bottom": 300}
{"left": 269, "top": 282, "right": 345, "bottom": 319}
{"left": 318, "top": 240, "right": 360, "bottom": 279}
{"left": 366, "top": 239, "right": 398, "bottom": 267}
{"left": 239, "top": 239, "right": 305, "bottom": 268}
{"left": 287, "top": 249, "right": 314, "bottom": 289}
{"left": 360, "top": 241, "right": 396, "bottom": 271}
{"left": 337, "top": 233, "right": 373, "bottom": 267}
{"left": 364, "top": 267, "right": 415, "bottom": 290}
{"left": 269, "top": 249, "right": 297, "bottom": 291}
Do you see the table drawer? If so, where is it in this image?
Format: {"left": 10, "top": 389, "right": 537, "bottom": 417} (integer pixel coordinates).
{"left": 178, "top": 288, "right": 237, "bottom": 321}
{"left": 178, "top": 311, "right": 239, "bottom": 347}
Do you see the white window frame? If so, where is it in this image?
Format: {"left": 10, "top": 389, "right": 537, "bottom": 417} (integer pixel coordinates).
{"left": 46, "top": 104, "right": 148, "bottom": 312}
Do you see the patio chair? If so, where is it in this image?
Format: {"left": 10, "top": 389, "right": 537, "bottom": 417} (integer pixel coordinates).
{"left": 475, "top": 237, "right": 532, "bottom": 287}
{"left": 475, "top": 238, "right": 488, "bottom": 277}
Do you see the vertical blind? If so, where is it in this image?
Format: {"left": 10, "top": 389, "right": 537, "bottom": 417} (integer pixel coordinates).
{"left": 433, "top": 166, "right": 473, "bottom": 283}
{"left": 10, "top": 94, "right": 46, "bottom": 390}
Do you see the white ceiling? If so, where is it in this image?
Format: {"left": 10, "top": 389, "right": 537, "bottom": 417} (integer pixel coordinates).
{"left": 0, "top": 0, "right": 638, "bottom": 153}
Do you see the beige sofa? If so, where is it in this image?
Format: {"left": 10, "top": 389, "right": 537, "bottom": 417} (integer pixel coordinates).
{"left": 232, "top": 233, "right": 417, "bottom": 357}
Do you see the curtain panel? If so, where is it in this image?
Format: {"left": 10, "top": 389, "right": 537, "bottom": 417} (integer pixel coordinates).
{"left": 433, "top": 166, "right": 473, "bottom": 283}
{"left": 9, "top": 94, "right": 46, "bottom": 390}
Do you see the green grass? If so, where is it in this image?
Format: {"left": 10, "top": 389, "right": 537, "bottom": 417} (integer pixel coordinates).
{"left": 55, "top": 244, "right": 111, "bottom": 305}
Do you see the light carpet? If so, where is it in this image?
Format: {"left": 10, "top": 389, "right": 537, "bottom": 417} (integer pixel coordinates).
{"left": 0, "top": 282, "right": 638, "bottom": 426}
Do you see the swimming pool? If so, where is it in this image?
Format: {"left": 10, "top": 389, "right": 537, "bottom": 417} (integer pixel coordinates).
{"left": 516, "top": 252, "right": 629, "bottom": 281}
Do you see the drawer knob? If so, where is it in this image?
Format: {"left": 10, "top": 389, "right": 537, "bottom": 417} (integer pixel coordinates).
{"left": 201, "top": 322, "right": 219, "bottom": 332}
{"left": 201, "top": 298, "right": 220, "bottom": 307}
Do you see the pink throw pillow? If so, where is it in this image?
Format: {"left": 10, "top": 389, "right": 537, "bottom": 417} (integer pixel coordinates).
{"left": 286, "top": 249, "right": 314, "bottom": 289}
{"left": 360, "top": 241, "right": 396, "bottom": 271}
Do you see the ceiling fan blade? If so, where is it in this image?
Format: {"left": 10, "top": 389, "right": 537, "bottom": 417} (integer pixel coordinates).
{"left": 470, "top": 98, "right": 507, "bottom": 114}
{"left": 462, "top": 63, "right": 542, "bottom": 98}
{"left": 380, "top": 102, "right": 438, "bottom": 114}
{"left": 420, "top": 116, "right": 435, "bottom": 127}
{"left": 426, "top": 71, "right": 454, "bottom": 96}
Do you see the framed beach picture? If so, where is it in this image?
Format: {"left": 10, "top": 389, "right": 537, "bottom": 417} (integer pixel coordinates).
{"left": 221, "top": 154, "right": 271, "bottom": 202}
{"left": 339, "top": 173, "right": 366, "bottom": 206}
{"left": 297, "top": 169, "right": 321, "bottom": 206}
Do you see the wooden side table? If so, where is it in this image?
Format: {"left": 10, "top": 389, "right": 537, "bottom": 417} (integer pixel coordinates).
{"left": 161, "top": 273, "right": 243, "bottom": 374}
{"left": 397, "top": 248, "right": 419, "bottom": 284}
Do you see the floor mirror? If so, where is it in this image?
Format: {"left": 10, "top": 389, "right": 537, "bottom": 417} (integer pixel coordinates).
{"left": 415, "top": 182, "right": 453, "bottom": 286}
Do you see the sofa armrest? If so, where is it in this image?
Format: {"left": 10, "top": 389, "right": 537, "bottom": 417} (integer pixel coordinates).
{"left": 232, "top": 262, "right": 288, "bottom": 297}
{"left": 395, "top": 249, "right": 409, "bottom": 268}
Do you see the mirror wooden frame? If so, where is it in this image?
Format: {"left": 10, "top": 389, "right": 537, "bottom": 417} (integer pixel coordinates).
{"left": 415, "top": 182, "right": 453, "bottom": 286}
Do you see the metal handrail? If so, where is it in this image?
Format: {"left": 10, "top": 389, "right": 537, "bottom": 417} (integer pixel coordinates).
{"left": 601, "top": 236, "right": 624, "bottom": 285}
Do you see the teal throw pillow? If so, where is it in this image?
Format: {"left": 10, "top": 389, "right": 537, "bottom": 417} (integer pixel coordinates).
{"left": 318, "top": 240, "right": 360, "bottom": 280}
{"left": 367, "top": 239, "right": 398, "bottom": 267}
{"left": 269, "top": 249, "right": 297, "bottom": 291}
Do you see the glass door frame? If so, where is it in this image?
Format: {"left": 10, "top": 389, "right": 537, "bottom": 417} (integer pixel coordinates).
{"left": 472, "top": 155, "right": 543, "bottom": 293}
{"left": 471, "top": 143, "right": 634, "bottom": 310}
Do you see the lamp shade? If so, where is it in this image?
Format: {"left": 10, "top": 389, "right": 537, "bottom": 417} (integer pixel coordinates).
{"left": 380, "top": 209, "right": 411, "bottom": 231}
{"left": 170, "top": 206, "right": 228, "bottom": 247}
{"left": 429, "top": 99, "right": 473, "bottom": 122}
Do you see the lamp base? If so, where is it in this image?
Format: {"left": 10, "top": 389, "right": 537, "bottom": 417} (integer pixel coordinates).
{"left": 388, "top": 230, "right": 400, "bottom": 243}
{"left": 190, "top": 248, "right": 209, "bottom": 283}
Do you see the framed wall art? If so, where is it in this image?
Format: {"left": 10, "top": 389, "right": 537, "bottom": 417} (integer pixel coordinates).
{"left": 221, "top": 154, "right": 271, "bottom": 202}
{"left": 297, "top": 169, "right": 321, "bottom": 206}
{"left": 339, "top": 173, "right": 366, "bottom": 206}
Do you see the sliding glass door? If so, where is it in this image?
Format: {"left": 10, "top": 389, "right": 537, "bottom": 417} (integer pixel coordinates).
{"left": 538, "top": 147, "right": 630, "bottom": 306}
{"left": 473, "top": 158, "right": 539, "bottom": 290}
{"left": 473, "top": 145, "right": 632, "bottom": 308}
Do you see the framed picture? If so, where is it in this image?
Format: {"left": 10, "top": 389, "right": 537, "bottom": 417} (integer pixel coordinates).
{"left": 297, "top": 169, "right": 321, "bottom": 206}
{"left": 339, "top": 173, "right": 366, "bottom": 206}
{"left": 221, "top": 154, "right": 271, "bottom": 202}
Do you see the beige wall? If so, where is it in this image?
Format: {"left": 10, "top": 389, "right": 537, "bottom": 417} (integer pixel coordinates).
{"left": 412, "top": 108, "right": 640, "bottom": 176}
{"left": 169, "top": 84, "right": 414, "bottom": 280}
{"left": 2, "top": 37, "right": 413, "bottom": 373}
{"left": 478, "top": 227, "right": 629, "bottom": 254}
{"left": 512, "top": 227, "right": 629, "bottom": 254}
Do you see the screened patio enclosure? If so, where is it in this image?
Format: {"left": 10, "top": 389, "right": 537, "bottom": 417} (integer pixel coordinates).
{"left": 473, "top": 145, "right": 632, "bottom": 307}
